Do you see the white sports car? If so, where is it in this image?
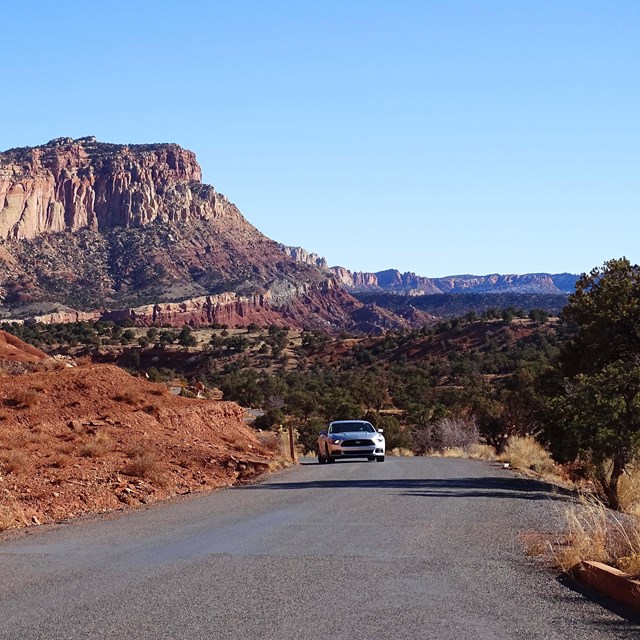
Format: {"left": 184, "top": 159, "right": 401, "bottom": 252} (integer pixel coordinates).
{"left": 317, "top": 420, "right": 385, "bottom": 463}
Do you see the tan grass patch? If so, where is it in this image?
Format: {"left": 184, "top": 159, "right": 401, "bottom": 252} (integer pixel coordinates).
{"left": 49, "top": 453, "right": 72, "bottom": 468}
{"left": 0, "top": 450, "right": 30, "bottom": 474}
{"left": 0, "top": 498, "right": 28, "bottom": 532}
{"left": 79, "top": 432, "right": 115, "bottom": 458}
{"left": 500, "top": 436, "right": 555, "bottom": 474}
{"left": 551, "top": 496, "right": 640, "bottom": 575}
{"left": 4, "top": 389, "right": 39, "bottom": 409}
{"left": 389, "top": 447, "right": 415, "bottom": 457}
{"left": 431, "top": 447, "right": 467, "bottom": 458}
{"left": 467, "top": 444, "right": 497, "bottom": 460}
{"left": 122, "top": 445, "right": 164, "bottom": 483}
{"left": 617, "top": 465, "right": 640, "bottom": 517}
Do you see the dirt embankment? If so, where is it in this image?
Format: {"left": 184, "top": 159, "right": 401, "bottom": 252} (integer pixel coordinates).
{"left": 0, "top": 363, "right": 281, "bottom": 531}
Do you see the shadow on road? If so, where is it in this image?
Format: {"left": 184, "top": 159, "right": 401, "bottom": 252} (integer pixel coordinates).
{"left": 239, "top": 474, "right": 573, "bottom": 502}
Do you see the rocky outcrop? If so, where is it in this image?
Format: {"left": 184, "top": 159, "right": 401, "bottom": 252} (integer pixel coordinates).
{"left": 0, "top": 137, "right": 243, "bottom": 240}
{"left": 280, "top": 245, "right": 327, "bottom": 269}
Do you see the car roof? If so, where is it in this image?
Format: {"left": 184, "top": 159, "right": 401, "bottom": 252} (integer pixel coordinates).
{"left": 329, "top": 420, "right": 371, "bottom": 425}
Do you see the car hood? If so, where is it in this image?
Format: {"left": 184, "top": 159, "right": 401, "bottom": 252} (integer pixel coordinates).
{"left": 331, "top": 432, "right": 381, "bottom": 439}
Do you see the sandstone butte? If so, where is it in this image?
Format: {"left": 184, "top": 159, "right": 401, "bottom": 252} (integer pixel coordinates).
{"left": 0, "top": 331, "right": 284, "bottom": 532}
{"left": 0, "top": 136, "right": 426, "bottom": 333}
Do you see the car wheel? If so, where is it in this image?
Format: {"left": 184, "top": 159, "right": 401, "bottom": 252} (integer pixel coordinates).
{"left": 367, "top": 456, "right": 376, "bottom": 461}
{"left": 326, "top": 447, "right": 335, "bottom": 463}
{"left": 376, "top": 456, "right": 385, "bottom": 462}
{"left": 317, "top": 449, "right": 326, "bottom": 465}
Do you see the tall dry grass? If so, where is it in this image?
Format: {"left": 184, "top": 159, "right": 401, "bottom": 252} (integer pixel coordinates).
{"left": 552, "top": 495, "right": 640, "bottom": 576}
{"left": 499, "top": 436, "right": 555, "bottom": 474}
{"left": 618, "top": 465, "right": 640, "bottom": 516}
{"left": 0, "top": 493, "right": 28, "bottom": 531}
{"left": 389, "top": 447, "right": 415, "bottom": 457}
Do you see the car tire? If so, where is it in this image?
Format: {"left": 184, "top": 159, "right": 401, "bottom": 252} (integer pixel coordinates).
{"left": 317, "top": 449, "right": 326, "bottom": 465}
{"left": 376, "top": 456, "right": 385, "bottom": 462}
{"left": 367, "top": 456, "right": 376, "bottom": 461}
{"left": 326, "top": 448, "right": 335, "bottom": 463}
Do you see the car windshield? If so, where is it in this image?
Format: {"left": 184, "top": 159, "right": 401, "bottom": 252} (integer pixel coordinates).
{"left": 330, "top": 422, "right": 374, "bottom": 433}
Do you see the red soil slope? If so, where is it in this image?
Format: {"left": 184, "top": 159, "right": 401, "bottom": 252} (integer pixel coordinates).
{"left": 0, "top": 330, "right": 48, "bottom": 363}
{"left": 0, "top": 365, "right": 280, "bottom": 531}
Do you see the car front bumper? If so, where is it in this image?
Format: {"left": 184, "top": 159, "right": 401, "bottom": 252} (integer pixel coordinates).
{"left": 326, "top": 442, "right": 385, "bottom": 458}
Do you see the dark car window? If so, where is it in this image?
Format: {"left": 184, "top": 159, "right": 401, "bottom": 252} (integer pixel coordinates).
{"left": 330, "top": 422, "right": 374, "bottom": 433}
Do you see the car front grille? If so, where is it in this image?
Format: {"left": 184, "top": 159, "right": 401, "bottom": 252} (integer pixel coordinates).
{"left": 341, "top": 439, "right": 375, "bottom": 447}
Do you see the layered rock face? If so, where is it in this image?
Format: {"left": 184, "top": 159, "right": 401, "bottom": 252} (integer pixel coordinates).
{"left": 0, "top": 137, "right": 244, "bottom": 240}
{"left": 280, "top": 245, "right": 327, "bottom": 269}
{"left": 0, "top": 137, "right": 424, "bottom": 333}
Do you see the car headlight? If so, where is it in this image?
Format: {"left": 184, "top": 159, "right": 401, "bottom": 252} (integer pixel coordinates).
{"left": 331, "top": 438, "right": 343, "bottom": 444}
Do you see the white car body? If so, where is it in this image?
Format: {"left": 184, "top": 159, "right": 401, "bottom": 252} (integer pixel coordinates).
{"left": 317, "top": 420, "right": 385, "bottom": 463}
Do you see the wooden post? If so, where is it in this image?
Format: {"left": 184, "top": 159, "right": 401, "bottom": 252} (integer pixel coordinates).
{"left": 288, "top": 423, "right": 296, "bottom": 462}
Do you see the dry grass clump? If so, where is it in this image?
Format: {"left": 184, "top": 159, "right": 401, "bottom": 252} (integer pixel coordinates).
{"left": 0, "top": 497, "right": 27, "bottom": 532}
{"left": 79, "top": 432, "right": 115, "bottom": 458}
{"left": 122, "top": 445, "right": 163, "bottom": 483}
{"left": 0, "top": 450, "right": 30, "bottom": 474}
{"left": 48, "top": 453, "right": 72, "bottom": 468}
{"left": 500, "top": 436, "right": 555, "bottom": 474}
{"left": 467, "top": 444, "right": 497, "bottom": 460}
{"left": 4, "top": 389, "right": 39, "bottom": 409}
{"left": 113, "top": 390, "right": 137, "bottom": 405}
{"left": 389, "top": 447, "right": 415, "bottom": 457}
{"left": 257, "top": 430, "right": 294, "bottom": 468}
{"left": 552, "top": 496, "right": 640, "bottom": 576}
{"left": 612, "top": 465, "right": 640, "bottom": 517}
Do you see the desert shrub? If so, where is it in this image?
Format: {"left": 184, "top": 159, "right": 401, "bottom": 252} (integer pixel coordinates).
{"left": 253, "top": 409, "right": 285, "bottom": 430}
{"left": 4, "top": 389, "right": 39, "bottom": 409}
{"left": 257, "top": 431, "right": 288, "bottom": 461}
{"left": 0, "top": 500, "right": 27, "bottom": 531}
{"left": 413, "top": 416, "right": 480, "bottom": 454}
{"left": 501, "top": 436, "right": 554, "bottom": 473}
{"left": 374, "top": 415, "right": 412, "bottom": 451}
{"left": 49, "top": 453, "right": 72, "bottom": 468}
{"left": 122, "top": 445, "right": 162, "bottom": 481}
{"left": 113, "top": 390, "right": 137, "bottom": 405}
{"left": 467, "top": 443, "right": 497, "bottom": 460}
{"left": 79, "top": 432, "right": 114, "bottom": 458}
{"left": 142, "top": 403, "right": 161, "bottom": 418}
{"left": 296, "top": 418, "right": 327, "bottom": 455}
{"left": 0, "top": 450, "right": 29, "bottom": 474}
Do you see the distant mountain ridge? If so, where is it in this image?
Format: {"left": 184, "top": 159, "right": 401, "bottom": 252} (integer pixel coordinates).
{"left": 282, "top": 245, "right": 579, "bottom": 295}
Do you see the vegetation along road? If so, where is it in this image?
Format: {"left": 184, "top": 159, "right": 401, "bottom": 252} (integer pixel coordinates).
{"left": 1, "top": 457, "right": 638, "bottom": 639}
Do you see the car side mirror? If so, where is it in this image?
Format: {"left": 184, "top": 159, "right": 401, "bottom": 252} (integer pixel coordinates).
{"left": 320, "top": 430, "right": 327, "bottom": 436}
{"left": 378, "top": 429, "right": 384, "bottom": 434}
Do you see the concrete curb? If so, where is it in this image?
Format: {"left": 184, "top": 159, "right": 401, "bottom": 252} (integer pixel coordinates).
{"left": 571, "top": 561, "right": 640, "bottom": 611}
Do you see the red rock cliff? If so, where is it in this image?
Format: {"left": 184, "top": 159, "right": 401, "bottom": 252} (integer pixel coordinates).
{"left": 0, "top": 136, "right": 243, "bottom": 240}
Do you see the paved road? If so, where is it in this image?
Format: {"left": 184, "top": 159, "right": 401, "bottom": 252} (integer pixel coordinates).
{"left": 1, "top": 457, "right": 638, "bottom": 639}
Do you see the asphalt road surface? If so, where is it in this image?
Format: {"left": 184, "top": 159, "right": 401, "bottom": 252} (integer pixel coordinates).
{"left": 1, "top": 457, "right": 639, "bottom": 640}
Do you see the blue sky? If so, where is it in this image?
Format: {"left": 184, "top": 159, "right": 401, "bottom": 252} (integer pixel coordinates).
{"left": 1, "top": 1, "right": 638, "bottom": 277}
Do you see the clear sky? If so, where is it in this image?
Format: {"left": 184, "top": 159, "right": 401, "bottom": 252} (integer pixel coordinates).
{"left": 1, "top": 1, "right": 638, "bottom": 277}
